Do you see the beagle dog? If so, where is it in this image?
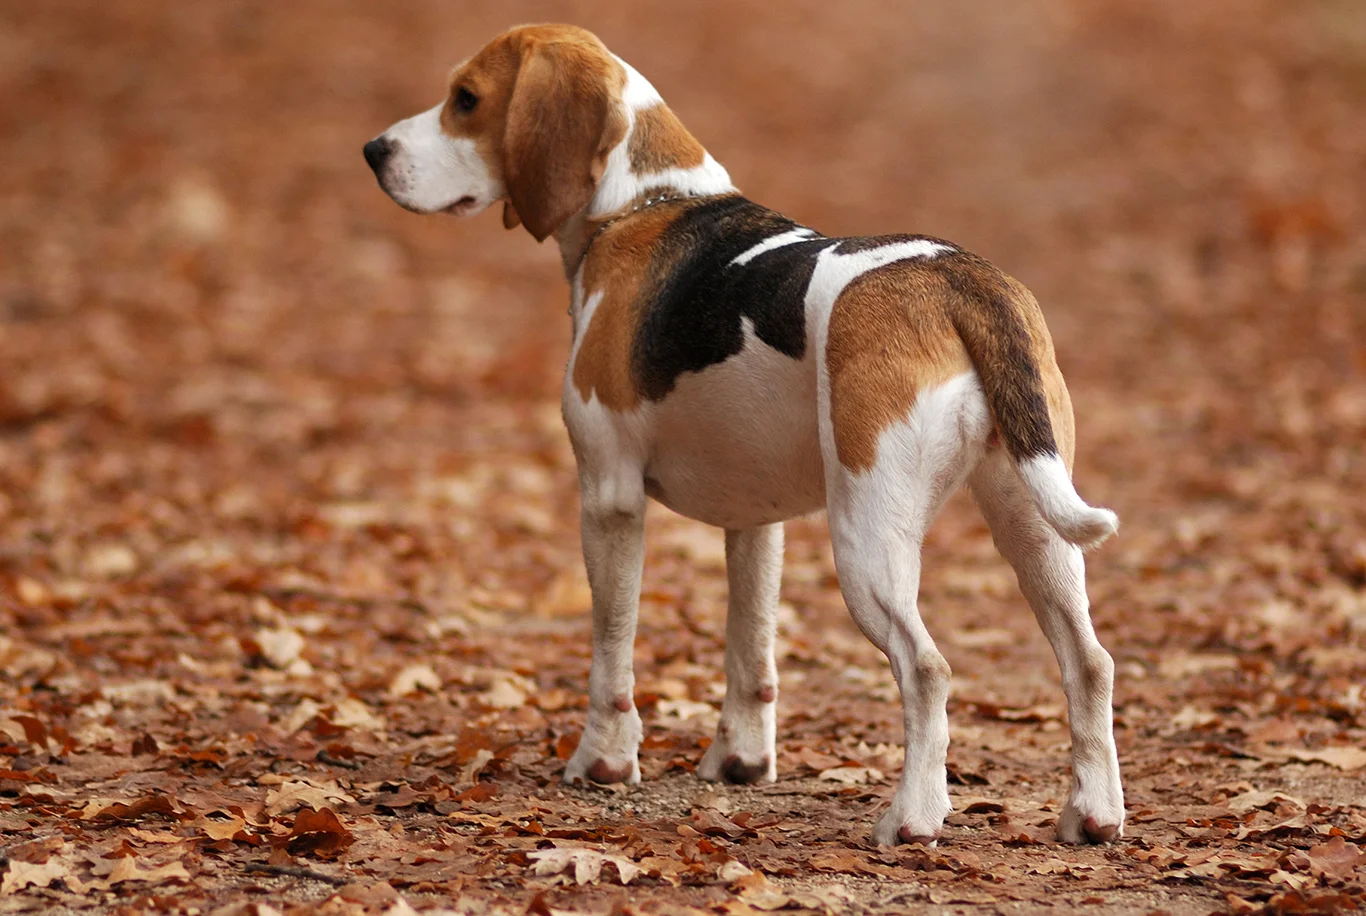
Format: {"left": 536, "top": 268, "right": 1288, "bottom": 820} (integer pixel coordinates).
{"left": 365, "top": 24, "right": 1125, "bottom": 847}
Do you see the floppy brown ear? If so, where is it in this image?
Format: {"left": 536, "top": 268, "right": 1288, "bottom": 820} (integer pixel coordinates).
{"left": 503, "top": 39, "right": 625, "bottom": 242}
{"left": 502, "top": 201, "right": 522, "bottom": 230}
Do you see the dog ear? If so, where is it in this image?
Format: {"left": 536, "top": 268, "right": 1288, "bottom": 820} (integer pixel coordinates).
{"left": 502, "top": 201, "right": 522, "bottom": 230}
{"left": 503, "top": 38, "right": 625, "bottom": 242}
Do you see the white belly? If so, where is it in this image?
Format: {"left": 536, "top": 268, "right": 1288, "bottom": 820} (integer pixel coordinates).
{"left": 643, "top": 324, "right": 825, "bottom": 528}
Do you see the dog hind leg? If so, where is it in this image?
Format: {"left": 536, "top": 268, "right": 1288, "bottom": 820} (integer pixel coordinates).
{"left": 824, "top": 373, "right": 989, "bottom": 845}
{"left": 969, "top": 449, "right": 1125, "bottom": 842}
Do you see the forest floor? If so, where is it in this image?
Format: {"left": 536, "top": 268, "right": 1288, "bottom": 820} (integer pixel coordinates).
{"left": 1, "top": 0, "right": 1365, "bottom": 913}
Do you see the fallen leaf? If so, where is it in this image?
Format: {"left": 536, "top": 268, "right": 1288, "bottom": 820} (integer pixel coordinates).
{"left": 1, "top": 859, "right": 69, "bottom": 895}
{"left": 195, "top": 811, "right": 249, "bottom": 840}
{"left": 459, "top": 748, "right": 495, "bottom": 786}
{"left": 1278, "top": 746, "right": 1366, "bottom": 771}
{"left": 1224, "top": 789, "right": 1305, "bottom": 813}
{"left": 254, "top": 627, "right": 306, "bottom": 670}
{"left": 817, "top": 766, "right": 883, "bottom": 785}
{"left": 1306, "top": 836, "right": 1366, "bottom": 880}
{"left": 527, "top": 847, "right": 642, "bottom": 885}
{"left": 266, "top": 779, "right": 356, "bottom": 816}
{"left": 87, "top": 857, "right": 191, "bottom": 890}
{"left": 389, "top": 664, "right": 441, "bottom": 697}
{"left": 689, "top": 808, "right": 745, "bottom": 837}
{"left": 81, "top": 795, "right": 181, "bottom": 823}
{"left": 284, "top": 806, "right": 355, "bottom": 859}
{"left": 330, "top": 697, "right": 385, "bottom": 731}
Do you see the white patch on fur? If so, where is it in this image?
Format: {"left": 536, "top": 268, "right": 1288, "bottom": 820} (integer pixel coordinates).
{"left": 729, "top": 227, "right": 821, "bottom": 267}
{"left": 371, "top": 103, "right": 503, "bottom": 215}
{"left": 614, "top": 55, "right": 663, "bottom": 111}
{"left": 588, "top": 56, "right": 736, "bottom": 219}
{"left": 1016, "top": 453, "right": 1118, "bottom": 548}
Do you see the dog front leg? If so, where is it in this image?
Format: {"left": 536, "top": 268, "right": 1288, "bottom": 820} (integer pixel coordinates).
{"left": 563, "top": 480, "right": 647, "bottom": 785}
{"left": 697, "top": 524, "right": 782, "bottom": 784}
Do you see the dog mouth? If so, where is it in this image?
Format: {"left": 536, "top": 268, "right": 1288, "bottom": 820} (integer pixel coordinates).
{"left": 442, "top": 196, "right": 480, "bottom": 216}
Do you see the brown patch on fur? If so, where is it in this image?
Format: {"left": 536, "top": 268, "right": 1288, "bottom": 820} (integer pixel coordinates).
{"left": 827, "top": 252, "right": 1064, "bottom": 474}
{"left": 570, "top": 205, "right": 685, "bottom": 410}
{"left": 628, "top": 103, "right": 705, "bottom": 174}
{"left": 438, "top": 25, "right": 629, "bottom": 240}
{"left": 826, "top": 264, "right": 974, "bottom": 473}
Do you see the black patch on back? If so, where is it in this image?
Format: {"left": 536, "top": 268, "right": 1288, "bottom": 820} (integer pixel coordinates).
{"left": 632, "top": 197, "right": 837, "bottom": 401}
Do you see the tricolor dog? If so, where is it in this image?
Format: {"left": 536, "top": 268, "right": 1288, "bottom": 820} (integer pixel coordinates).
{"left": 365, "top": 24, "right": 1125, "bottom": 846}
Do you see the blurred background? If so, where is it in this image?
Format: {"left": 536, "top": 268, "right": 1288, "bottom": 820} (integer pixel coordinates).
{"left": 1, "top": 0, "right": 1365, "bottom": 906}
{"left": 4, "top": 0, "right": 1363, "bottom": 636}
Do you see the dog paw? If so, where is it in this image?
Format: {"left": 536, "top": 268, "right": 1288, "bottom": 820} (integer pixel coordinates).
{"left": 697, "top": 734, "right": 775, "bottom": 784}
{"left": 871, "top": 784, "right": 950, "bottom": 847}
{"left": 697, "top": 705, "right": 776, "bottom": 784}
{"left": 697, "top": 748, "right": 773, "bottom": 784}
{"left": 872, "top": 811, "right": 941, "bottom": 847}
{"left": 563, "top": 750, "right": 641, "bottom": 786}
{"left": 1058, "top": 798, "right": 1125, "bottom": 844}
{"left": 562, "top": 709, "right": 643, "bottom": 787}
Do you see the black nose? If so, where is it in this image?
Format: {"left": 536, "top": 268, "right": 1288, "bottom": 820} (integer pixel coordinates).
{"left": 363, "top": 137, "right": 394, "bottom": 173}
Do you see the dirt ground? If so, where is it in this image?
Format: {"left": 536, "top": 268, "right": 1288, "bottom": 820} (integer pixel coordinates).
{"left": 2, "top": 0, "right": 1365, "bottom": 913}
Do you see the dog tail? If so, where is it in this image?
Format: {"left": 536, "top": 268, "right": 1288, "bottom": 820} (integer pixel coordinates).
{"left": 942, "top": 252, "right": 1118, "bottom": 549}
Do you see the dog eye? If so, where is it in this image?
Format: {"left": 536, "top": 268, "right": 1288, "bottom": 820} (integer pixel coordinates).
{"left": 455, "top": 87, "right": 478, "bottom": 113}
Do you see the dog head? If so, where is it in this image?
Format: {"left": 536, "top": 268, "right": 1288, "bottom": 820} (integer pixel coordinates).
{"left": 364, "top": 25, "right": 628, "bottom": 241}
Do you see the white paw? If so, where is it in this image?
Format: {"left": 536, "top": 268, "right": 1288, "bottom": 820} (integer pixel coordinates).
{"left": 872, "top": 809, "right": 940, "bottom": 847}
{"left": 697, "top": 741, "right": 775, "bottom": 784}
{"left": 871, "top": 782, "right": 950, "bottom": 847}
{"left": 1057, "top": 786, "right": 1125, "bottom": 844}
{"left": 562, "top": 708, "right": 642, "bottom": 786}
{"left": 696, "top": 710, "right": 775, "bottom": 784}
{"left": 563, "top": 748, "right": 641, "bottom": 785}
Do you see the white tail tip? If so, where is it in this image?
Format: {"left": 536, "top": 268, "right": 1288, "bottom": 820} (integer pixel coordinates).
{"left": 1016, "top": 454, "right": 1119, "bottom": 549}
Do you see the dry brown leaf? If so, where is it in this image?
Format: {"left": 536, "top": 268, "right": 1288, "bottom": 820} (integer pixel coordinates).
{"left": 1224, "top": 789, "right": 1305, "bottom": 813}
{"left": 254, "top": 627, "right": 306, "bottom": 670}
{"left": 1306, "top": 836, "right": 1366, "bottom": 880}
{"left": 81, "top": 795, "right": 181, "bottom": 823}
{"left": 1, "top": 858, "right": 70, "bottom": 895}
{"left": 388, "top": 663, "right": 441, "bottom": 697}
{"left": 527, "top": 847, "right": 643, "bottom": 886}
{"left": 285, "top": 806, "right": 355, "bottom": 858}
{"left": 330, "top": 697, "right": 385, "bottom": 730}
{"left": 195, "top": 812, "right": 249, "bottom": 840}
{"left": 265, "top": 778, "right": 356, "bottom": 816}
{"left": 87, "top": 857, "right": 191, "bottom": 890}
{"left": 1280, "top": 746, "right": 1366, "bottom": 771}
{"left": 817, "top": 766, "right": 884, "bottom": 785}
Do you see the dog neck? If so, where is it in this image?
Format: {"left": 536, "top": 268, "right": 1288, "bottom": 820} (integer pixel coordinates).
{"left": 555, "top": 56, "right": 735, "bottom": 278}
